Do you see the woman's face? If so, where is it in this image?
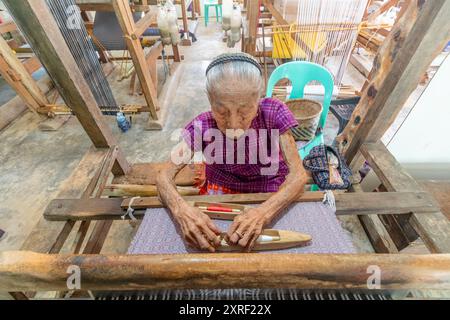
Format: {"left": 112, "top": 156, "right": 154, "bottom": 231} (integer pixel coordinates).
{"left": 210, "top": 90, "right": 259, "bottom": 139}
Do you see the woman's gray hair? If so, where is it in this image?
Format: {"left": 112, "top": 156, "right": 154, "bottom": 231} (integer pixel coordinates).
{"left": 206, "top": 54, "right": 264, "bottom": 100}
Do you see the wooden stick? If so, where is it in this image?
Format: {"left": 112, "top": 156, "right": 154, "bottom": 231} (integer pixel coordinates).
{"left": 43, "top": 191, "right": 439, "bottom": 221}
{"left": 103, "top": 184, "right": 200, "bottom": 197}
{"left": 1, "top": 251, "right": 450, "bottom": 292}
{"left": 112, "top": 0, "right": 159, "bottom": 119}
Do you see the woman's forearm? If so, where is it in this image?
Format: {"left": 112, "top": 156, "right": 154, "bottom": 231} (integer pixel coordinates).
{"left": 259, "top": 168, "right": 306, "bottom": 223}
{"left": 156, "top": 164, "right": 189, "bottom": 219}
{"left": 259, "top": 133, "right": 307, "bottom": 223}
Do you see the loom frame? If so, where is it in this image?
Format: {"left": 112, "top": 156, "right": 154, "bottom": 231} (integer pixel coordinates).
{"left": 1, "top": 0, "right": 450, "bottom": 299}
{"left": 76, "top": 0, "right": 189, "bottom": 129}
{"left": 1, "top": 0, "right": 189, "bottom": 130}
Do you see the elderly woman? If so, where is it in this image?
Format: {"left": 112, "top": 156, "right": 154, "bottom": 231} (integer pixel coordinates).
{"left": 157, "top": 53, "right": 307, "bottom": 252}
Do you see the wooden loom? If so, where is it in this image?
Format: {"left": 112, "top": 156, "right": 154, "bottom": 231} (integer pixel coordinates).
{"left": 1, "top": 0, "right": 450, "bottom": 299}
{"left": 243, "top": 0, "right": 369, "bottom": 86}
{"left": 0, "top": 19, "right": 61, "bottom": 130}
{"left": 1, "top": 0, "right": 188, "bottom": 130}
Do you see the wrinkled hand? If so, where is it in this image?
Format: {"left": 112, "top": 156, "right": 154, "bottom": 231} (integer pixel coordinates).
{"left": 227, "top": 208, "right": 267, "bottom": 252}
{"left": 175, "top": 204, "right": 221, "bottom": 252}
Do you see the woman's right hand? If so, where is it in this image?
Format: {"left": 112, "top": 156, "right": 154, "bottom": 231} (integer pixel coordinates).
{"left": 174, "top": 204, "right": 222, "bottom": 252}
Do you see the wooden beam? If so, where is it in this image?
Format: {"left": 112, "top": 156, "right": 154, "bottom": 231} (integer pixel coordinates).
{"left": 22, "top": 57, "right": 42, "bottom": 75}
{"left": 112, "top": 0, "right": 159, "bottom": 120}
{"left": 337, "top": 0, "right": 450, "bottom": 163}
{"left": 360, "top": 142, "right": 421, "bottom": 192}
{"left": 75, "top": 0, "right": 151, "bottom": 12}
{"left": 20, "top": 147, "right": 110, "bottom": 254}
{"left": 0, "top": 75, "right": 53, "bottom": 131}
{"left": 142, "top": 40, "right": 163, "bottom": 94}
{"left": 3, "top": 0, "right": 129, "bottom": 175}
{"left": 0, "top": 36, "right": 48, "bottom": 115}
{"left": 350, "top": 184, "right": 398, "bottom": 253}
{"left": 103, "top": 184, "right": 199, "bottom": 197}
{"left": 367, "top": 0, "right": 399, "bottom": 22}
{"left": 0, "top": 21, "right": 18, "bottom": 34}
{"left": 360, "top": 144, "right": 421, "bottom": 247}
{"left": 43, "top": 191, "right": 438, "bottom": 221}
{"left": 180, "top": 0, "right": 190, "bottom": 45}
{"left": 134, "top": 10, "right": 156, "bottom": 37}
{"left": 244, "top": 0, "right": 259, "bottom": 55}
{"left": 2, "top": 251, "right": 450, "bottom": 292}
{"left": 360, "top": 142, "right": 450, "bottom": 253}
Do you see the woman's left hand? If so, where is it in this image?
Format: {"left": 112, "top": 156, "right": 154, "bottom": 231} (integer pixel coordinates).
{"left": 226, "top": 207, "right": 268, "bottom": 252}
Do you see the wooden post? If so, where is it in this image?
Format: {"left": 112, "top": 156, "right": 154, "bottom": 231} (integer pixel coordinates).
{"left": 3, "top": 0, "right": 129, "bottom": 175}
{"left": 336, "top": 0, "right": 450, "bottom": 163}
{"left": 112, "top": 0, "right": 159, "bottom": 120}
{"left": 180, "top": 0, "right": 191, "bottom": 46}
{"left": 0, "top": 36, "right": 47, "bottom": 116}
{"left": 350, "top": 184, "right": 399, "bottom": 254}
{"left": 244, "top": 0, "right": 259, "bottom": 55}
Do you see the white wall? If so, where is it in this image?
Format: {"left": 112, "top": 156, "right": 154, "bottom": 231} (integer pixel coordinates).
{"left": 387, "top": 54, "right": 450, "bottom": 163}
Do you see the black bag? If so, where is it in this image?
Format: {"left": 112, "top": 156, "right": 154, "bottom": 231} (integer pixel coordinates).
{"left": 303, "top": 145, "right": 352, "bottom": 190}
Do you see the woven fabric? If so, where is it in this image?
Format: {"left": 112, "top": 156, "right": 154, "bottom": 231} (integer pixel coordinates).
{"left": 182, "top": 98, "right": 298, "bottom": 193}
{"left": 128, "top": 202, "right": 356, "bottom": 254}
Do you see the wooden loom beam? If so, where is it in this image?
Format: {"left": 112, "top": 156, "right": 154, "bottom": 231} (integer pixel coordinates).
{"left": 42, "top": 191, "right": 438, "bottom": 221}
{"left": 82, "top": 146, "right": 120, "bottom": 255}
{"left": 0, "top": 24, "right": 47, "bottom": 116}
{"left": 3, "top": 0, "right": 129, "bottom": 175}
{"left": 366, "top": 0, "right": 399, "bottom": 23}
{"left": 350, "top": 184, "right": 399, "bottom": 254}
{"left": 340, "top": 1, "right": 450, "bottom": 248}
{"left": 244, "top": 0, "right": 259, "bottom": 55}
{"left": 2, "top": 251, "right": 450, "bottom": 292}
{"left": 112, "top": 0, "right": 159, "bottom": 120}
{"left": 134, "top": 7, "right": 157, "bottom": 37}
{"left": 75, "top": 0, "right": 151, "bottom": 12}
{"left": 19, "top": 147, "right": 111, "bottom": 255}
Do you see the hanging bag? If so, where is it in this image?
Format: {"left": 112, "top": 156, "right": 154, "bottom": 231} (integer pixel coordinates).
{"left": 303, "top": 145, "right": 352, "bottom": 190}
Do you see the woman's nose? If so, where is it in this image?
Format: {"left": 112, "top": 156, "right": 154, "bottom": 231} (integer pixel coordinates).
{"left": 227, "top": 115, "right": 241, "bottom": 130}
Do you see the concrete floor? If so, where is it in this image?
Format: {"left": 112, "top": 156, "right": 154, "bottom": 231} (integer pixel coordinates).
{"left": 0, "top": 21, "right": 373, "bottom": 254}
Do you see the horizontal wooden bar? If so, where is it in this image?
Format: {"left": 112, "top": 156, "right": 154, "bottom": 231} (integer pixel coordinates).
{"left": 360, "top": 142, "right": 422, "bottom": 192}
{"left": 0, "top": 21, "right": 17, "bottom": 34}
{"left": 43, "top": 191, "right": 438, "bottom": 221}
{"left": 111, "top": 162, "right": 314, "bottom": 186}
{"left": 134, "top": 10, "right": 156, "bottom": 38}
{"left": 103, "top": 184, "right": 199, "bottom": 197}
{"left": 76, "top": 0, "right": 151, "bottom": 11}
{"left": 1, "top": 251, "right": 449, "bottom": 292}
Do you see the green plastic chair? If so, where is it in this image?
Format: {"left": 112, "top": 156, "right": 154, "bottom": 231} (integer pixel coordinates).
{"left": 204, "top": 0, "right": 222, "bottom": 26}
{"left": 266, "top": 61, "right": 334, "bottom": 160}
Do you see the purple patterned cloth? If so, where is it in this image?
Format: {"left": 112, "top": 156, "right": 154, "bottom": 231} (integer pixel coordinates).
{"left": 182, "top": 98, "right": 298, "bottom": 193}
{"left": 128, "top": 202, "right": 356, "bottom": 254}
